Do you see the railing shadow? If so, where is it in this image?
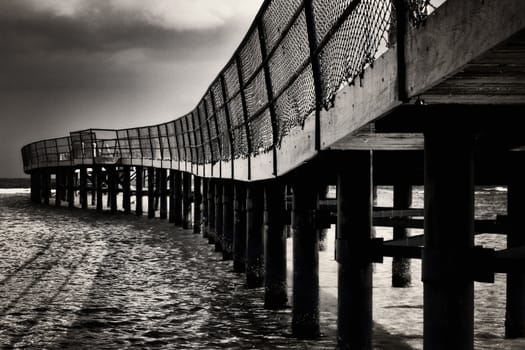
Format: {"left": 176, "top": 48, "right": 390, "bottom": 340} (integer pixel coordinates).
{"left": 2, "top": 248, "right": 92, "bottom": 348}
{"left": 0, "top": 232, "right": 58, "bottom": 287}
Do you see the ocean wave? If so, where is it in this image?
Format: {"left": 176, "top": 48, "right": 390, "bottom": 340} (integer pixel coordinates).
{"left": 0, "top": 188, "right": 30, "bottom": 194}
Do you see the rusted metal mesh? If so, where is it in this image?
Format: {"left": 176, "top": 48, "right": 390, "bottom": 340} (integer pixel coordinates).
{"left": 22, "top": 0, "right": 443, "bottom": 170}
{"left": 315, "top": 0, "right": 393, "bottom": 108}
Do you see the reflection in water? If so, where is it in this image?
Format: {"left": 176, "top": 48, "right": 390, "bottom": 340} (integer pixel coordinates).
{"left": 1, "top": 189, "right": 524, "bottom": 349}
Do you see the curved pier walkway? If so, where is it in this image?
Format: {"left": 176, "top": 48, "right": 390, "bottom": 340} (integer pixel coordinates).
{"left": 18, "top": 0, "right": 525, "bottom": 348}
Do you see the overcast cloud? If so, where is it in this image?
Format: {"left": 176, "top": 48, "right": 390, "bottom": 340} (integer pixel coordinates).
{"left": 0, "top": 0, "right": 263, "bottom": 177}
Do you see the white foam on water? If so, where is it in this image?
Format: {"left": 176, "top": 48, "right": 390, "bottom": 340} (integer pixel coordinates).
{"left": 0, "top": 188, "right": 30, "bottom": 194}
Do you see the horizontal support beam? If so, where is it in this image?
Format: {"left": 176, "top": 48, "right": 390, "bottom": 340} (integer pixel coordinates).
{"left": 384, "top": 234, "right": 424, "bottom": 247}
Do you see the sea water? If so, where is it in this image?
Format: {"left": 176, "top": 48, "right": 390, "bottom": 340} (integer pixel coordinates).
{"left": 1, "top": 187, "right": 524, "bottom": 349}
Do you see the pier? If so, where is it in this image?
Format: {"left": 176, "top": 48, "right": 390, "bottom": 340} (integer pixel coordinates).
{"left": 20, "top": 0, "right": 525, "bottom": 348}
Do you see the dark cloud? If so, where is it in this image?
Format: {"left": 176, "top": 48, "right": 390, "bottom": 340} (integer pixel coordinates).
{"left": 0, "top": 0, "right": 247, "bottom": 57}
{"left": 0, "top": 0, "right": 262, "bottom": 177}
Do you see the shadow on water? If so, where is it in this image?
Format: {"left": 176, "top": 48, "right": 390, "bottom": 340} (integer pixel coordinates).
{"left": 0, "top": 232, "right": 58, "bottom": 286}
{"left": 0, "top": 195, "right": 420, "bottom": 349}
{"left": 317, "top": 287, "right": 415, "bottom": 350}
{"left": 3, "top": 249, "right": 92, "bottom": 349}
{"left": 0, "top": 249, "right": 63, "bottom": 315}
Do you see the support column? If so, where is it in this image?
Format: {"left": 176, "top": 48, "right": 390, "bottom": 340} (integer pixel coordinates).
{"left": 30, "top": 170, "right": 41, "bottom": 203}
{"left": 506, "top": 163, "right": 525, "bottom": 338}
{"left": 392, "top": 183, "right": 412, "bottom": 287}
{"left": 169, "top": 170, "right": 176, "bottom": 223}
{"left": 107, "top": 179, "right": 111, "bottom": 208}
{"left": 147, "top": 167, "right": 155, "bottom": 219}
{"left": 208, "top": 179, "right": 216, "bottom": 244}
{"left": 60, "top": 170, "right": 67, "bottom": 202}
{"left": 55, "top": 169, "right": 63, "bottom": 207}
{"left": 233, "top": 182, "right": 247, "bottom": 272}
{"left": 222, "top": 181, "right": 234, "bottom": 260}
{"left": 318, "top": 185, "right": 330, "bottom": 251}
{"left": 423, "top": 129, "right": 474, "bottom": 350}
{"left": 90, "top": 171, "right": 96, "bottom": 206}
{"left": 173, "top": 171, "right": 183, "bottom": 225}
{"left": 194, "top": 176, "right": 202, "bottom": 234}
{"left": 40, "top": 169, "right": 49, "bottom": 204}
{"left": 202, "top": 178, "right": 209, "bottom": 238}
{"left": 214, "top": 181, "right": 224, "bottom": 252}
{"left": 79, "top": 167, "right": 88, "bottom": 209}
{"left": 123, "top": 165, "right": 131, "bottom": 214}
{"left": 67, "top": 168, "right": 75, "bottom": 208}
{"left": 41, "top": 170, "right": 50, "bottom": 205}
{"left": 264, "top": 180, "right": 288, "bottom": 309}
{"left": 182, "top": 172, "right": 192, "bottom": 229}
{"left": 135, "top": 166, "right": 143, "bottom": 216}
{"left": 246, "top": 183, "right": 264, "bottom": 288}
{"left": 337, "top": 152, "right": 373, "bottom": 349}
{"left": 154, "top": 168, "right": 161, "bottom": 211}
{"left": 159, "top": 168, "right": 168, "bottom": 219}
{"left": 109, "top": 167, "right": 118, "bottom": 213}
{"left": 96, "top": 166, "right": 103, "bottom": 212}
{"left": 292, "top": 172, "right": 320, "bottom": 338}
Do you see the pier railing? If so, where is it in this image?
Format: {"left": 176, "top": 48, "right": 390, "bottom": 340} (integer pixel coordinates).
{"left": 21, "top": 0, "right": 439, "bottom": 179}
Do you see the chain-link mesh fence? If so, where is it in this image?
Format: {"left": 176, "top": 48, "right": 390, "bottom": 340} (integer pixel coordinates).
{"left": 22, "top": 0, "right": 441, "bottom": 172}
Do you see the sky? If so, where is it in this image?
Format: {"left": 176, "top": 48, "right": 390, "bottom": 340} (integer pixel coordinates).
{"left": 0, "top": 0, "right": 263, "bottom": 178}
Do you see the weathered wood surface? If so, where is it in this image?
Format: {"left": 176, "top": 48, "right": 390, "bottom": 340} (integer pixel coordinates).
{"left": 320, "top": 48, "right": 401, "bottom": 153}
{"left": 406, "top": 1, "right": 525, "bottom": 100}
{"left": 319, "top": 0, "right": 525, "bottom": 165}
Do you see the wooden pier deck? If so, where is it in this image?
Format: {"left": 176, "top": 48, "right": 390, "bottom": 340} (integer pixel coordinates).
{"left": 20, "top": 0, "right": 525, "bottom": 349}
